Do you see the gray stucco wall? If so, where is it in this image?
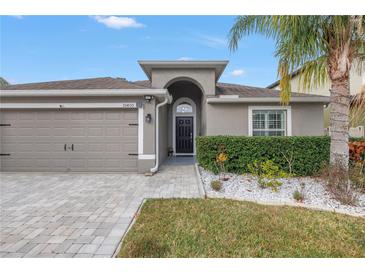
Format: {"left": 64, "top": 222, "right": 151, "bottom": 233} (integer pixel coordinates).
{"left": 291, "top": 103, "right": 324, "bottom": 136}
{"left": 206, "top": 102, "right": 325, "bottom": 136}
{"left": 151, "top": 68, "right": 216, "bottom": 96}
{"left": 206, "top": 103, "right": 248, "bottom": 135}
{"left": 142, "top": 99, "right": 156, "bottom": 155}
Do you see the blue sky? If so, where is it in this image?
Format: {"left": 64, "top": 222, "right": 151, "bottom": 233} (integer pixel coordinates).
{"left": 1, "top": 16, "right": 278, "bottom": 87}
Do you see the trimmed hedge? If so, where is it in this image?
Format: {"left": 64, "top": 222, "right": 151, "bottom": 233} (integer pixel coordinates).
{"left": 196, "top": 136, "right": 331, "bottom": 176}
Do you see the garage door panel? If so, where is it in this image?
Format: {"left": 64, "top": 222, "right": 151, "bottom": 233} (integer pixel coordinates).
{"left": 124, "top": 159, "right": 139, "bottom": 168}
{"left": 87, "top": 159, "right": 104, "bottom": 168}
{"left": 87, "top": 127, "right": 104, "bottom": 136}
{"left": 52, "top": 128, "right": 69, "bottom": 136}
{"left": 54, "top": 112, "right": 70, "bottom": 120}
{"left": 124, "top": 143, "right": 138, "bottom": 152}
{"left": 88, "top": 112, "right": 104, "bottom": 120}
{"left": 69, "top": 127, "right": 86, "bottom": 136}
{"left": 35, "top": 127, "right": 54, "bottom": 136}
{"left": 123, "top": 127, "right": 138, "bottom": 136}
{"left": 105, "top": 143, "right": 137, "bottom": 152}
{"left": 105, "top": 127, "right": 121, "bottom": 136}
{"left": 105, "top": 112, "right": 122, "bottom": 120}
{"left": 123, "top": 111, "right": 138, "bottom": 120}
{"left": 70, "top": 112, "right": 88, "bottom": 120}
{"left": 69, "top": 159, "right": 86, "bottom": 169}
{"left": 1, "top": 109, "right": 138, "bottom": 172}
{"left": 18, "top": 112, "right": 36, "bottom": 120}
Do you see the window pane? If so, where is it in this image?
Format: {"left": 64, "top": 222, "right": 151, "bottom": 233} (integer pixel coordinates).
{"left": 268, "top": 111, "right": 283, "bottom": 129}
{"left": 176, "top": 103, "right": 193, "bottom": 113}
{"left": 253, "top": 130, "right": 266, "bottom": 136}
{"left": 252, "top": 112, "right": 265, "bottom": 129}
{"left": 251, "top": 109, "right": 287, "bottom": 136}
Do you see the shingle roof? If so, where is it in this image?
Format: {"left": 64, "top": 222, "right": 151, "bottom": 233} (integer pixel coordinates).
{"left": 133, "top": 80, "right": 152, "bottom": 88}
{"left": 216, "top": 82, "right": 326, "bottom": 98}
{"left": 1, "top": 77, "right": 149, "bottom": 90}
{"left": 131, "top": 80, "right": 326, "bottom": 98}
{"left": 0, "top": 77, "right": 328, "bottom": 99}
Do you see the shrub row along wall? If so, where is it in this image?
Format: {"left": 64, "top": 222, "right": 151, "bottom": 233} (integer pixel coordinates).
{"left": 197, "top": 136, "right": 364, "bottom": 176}
{"left": 196, "top": 136, "right": 331, "bottom": 176}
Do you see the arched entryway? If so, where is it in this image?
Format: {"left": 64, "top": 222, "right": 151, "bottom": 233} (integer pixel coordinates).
{"left": 165, "top": 80, "right": 203, "bottom": 156}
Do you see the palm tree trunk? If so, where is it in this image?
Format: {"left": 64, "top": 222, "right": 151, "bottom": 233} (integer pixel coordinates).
{"left": 329, "top": 77, "right": 350, "bottom": 173}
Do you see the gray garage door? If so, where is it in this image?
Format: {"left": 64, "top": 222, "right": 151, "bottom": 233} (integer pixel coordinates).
{"left": 0, "top": 109, "right": 138, "bottom": 172}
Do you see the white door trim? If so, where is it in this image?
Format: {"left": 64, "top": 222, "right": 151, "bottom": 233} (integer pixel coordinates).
{"left": 138, "top": 107, "right": 144, "bottom": 156}
{"left": 172, "top": 97, "right": 197, "bottom": 156}
{"left": 248, "top": 105, "right": 292, "bottom": 136}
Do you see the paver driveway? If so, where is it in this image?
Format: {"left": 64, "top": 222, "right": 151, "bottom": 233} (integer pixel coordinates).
{"left": 0, "top": 164, "right": 202, "bottom": 258}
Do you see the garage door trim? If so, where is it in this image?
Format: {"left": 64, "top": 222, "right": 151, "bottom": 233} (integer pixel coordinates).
{"left": 0, "top": 103, "right": 139, "bottom": 109}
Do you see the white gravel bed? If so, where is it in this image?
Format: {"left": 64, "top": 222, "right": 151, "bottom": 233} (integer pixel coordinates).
{"left": 199, "top": 167, "right": 365, "bottom": 217}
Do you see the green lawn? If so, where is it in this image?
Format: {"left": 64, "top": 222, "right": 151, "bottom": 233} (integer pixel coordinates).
{"left": 117, "top": 199, "right": 365, "bottom": 258}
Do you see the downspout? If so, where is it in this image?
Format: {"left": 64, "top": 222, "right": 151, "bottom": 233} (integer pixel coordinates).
{"left": 150, "top": 96, "right": 170, "bottom": 173}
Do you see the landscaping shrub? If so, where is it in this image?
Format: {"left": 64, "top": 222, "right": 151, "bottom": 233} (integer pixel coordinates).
{"left": 349, "top": 140, "right": 365, "bottom": 192}
{"left": 210, "top": 180, "right": 222, "bottom": 191}
{"left": 196, "top": 136, "right": 330, "bottom": 176}
{"left": 247, "top": 160, "right": 287, "bottom": 191}
{"left": 293, "top": 190, "right": 304, "bottom": 202}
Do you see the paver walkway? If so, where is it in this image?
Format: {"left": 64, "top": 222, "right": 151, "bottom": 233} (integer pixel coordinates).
{"left": 0, "top": 163, "right": 201, "bottom": 258}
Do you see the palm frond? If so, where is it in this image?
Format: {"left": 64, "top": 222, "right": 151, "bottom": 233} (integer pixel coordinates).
{"left": 228, "top": 16, "right": 365, "bottom": 106}
{"left": 350, "top": 85, "right": 365, "bottom": 126}
{"left": 277, "top": 60, "right": 292, "bottom": 104}
{"left": 0, "top": 77, "right": 9, "bottom": 87}
{"left": 298, "top": 56, "right": 329, "bottom": 92}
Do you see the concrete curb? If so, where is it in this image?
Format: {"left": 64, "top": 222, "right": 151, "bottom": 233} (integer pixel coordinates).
{"left": 112, "top": 199, "right": 147, "bottom": 258}
{"left": 194, "top": 163, "right": 206, "bottom": 198}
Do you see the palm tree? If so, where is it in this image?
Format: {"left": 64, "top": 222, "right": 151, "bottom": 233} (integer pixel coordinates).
{"left": 0, "top": 77, "right": 10, "bottom": 87}
{"left": 229, "top": 16, "right": 364, "bottom": 183}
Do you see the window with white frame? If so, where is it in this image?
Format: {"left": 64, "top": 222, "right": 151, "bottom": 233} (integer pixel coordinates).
{"left": 251, "top": 109, "right": 288, "bottom": 136}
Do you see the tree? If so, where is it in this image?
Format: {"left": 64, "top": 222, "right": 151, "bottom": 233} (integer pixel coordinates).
{"left": 229, "top": 16, "right": 365, "bottom": 183}
{"left": 0, "top": 77, "right": 10, "bottom": 87}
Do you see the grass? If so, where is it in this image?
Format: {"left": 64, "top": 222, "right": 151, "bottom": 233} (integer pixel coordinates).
{"left": 117, "top": 199, "right": 365, "bottom": 258}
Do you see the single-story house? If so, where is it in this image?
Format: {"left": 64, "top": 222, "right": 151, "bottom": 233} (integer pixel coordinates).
{"left": 0, "top": 60, "right": 329, "bottom": 173}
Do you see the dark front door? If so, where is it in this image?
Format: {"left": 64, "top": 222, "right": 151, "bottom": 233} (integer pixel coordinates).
{"left": 176, "top": 116, "right": 194, "bottom": 154}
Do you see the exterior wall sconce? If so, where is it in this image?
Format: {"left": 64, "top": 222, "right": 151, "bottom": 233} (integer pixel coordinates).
{"left": 144, "top": 95, "right": 153, "bottom": 102}
{"left": 145, "top": 113, "right": 152, "bottom": 123}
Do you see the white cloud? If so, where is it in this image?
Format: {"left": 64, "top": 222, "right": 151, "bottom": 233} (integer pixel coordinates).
{"left": 10, "top": 15, "right": 23, "bottom": 19}
{"left": 178, "top": 57, "right": 193, "bottom": 61}
{"left": 197, "top": 35, "right": 227, "bottom": 48}
{"left": 231, "top": 69, "right": 245, "bottom": 77}
{"left": 91, "top": 16, "right": 144, "bottom": 30}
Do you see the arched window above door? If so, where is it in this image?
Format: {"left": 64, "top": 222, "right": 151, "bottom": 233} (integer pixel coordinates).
{"left": 176, "top": 103, "right": 193, "bottom": 113}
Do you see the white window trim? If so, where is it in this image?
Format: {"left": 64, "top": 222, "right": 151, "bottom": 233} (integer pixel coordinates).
{"left": 172, "top": 97, "right": 197, "bottom": 156}
{"left": 248, "top": 106, "right": 292, "bottom": 136}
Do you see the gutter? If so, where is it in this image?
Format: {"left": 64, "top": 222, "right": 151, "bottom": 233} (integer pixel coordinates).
{"left": 0, "top": 89, "right": 167, "bottom": 98}
{"left": 207, "top": 96, "right": 330, "bottom": 104}
{"left": 150, "top": 95, "right": 172, "bottom": 174}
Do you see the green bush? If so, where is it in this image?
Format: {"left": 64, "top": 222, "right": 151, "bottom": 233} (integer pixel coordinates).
{"left": 196, "top": 136, "right": 331, "bottom": 176}
{"left": 247, "top": 160, "right": 288, "bottom": 191}
{"left": 210, "top": 180, "right": 222, "bottom": 191}
{"left": 293, "top": 190, "right": 304, "bottom": 202}
{"left": 350, "top": 137, "right": 365, "bottom": 142}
